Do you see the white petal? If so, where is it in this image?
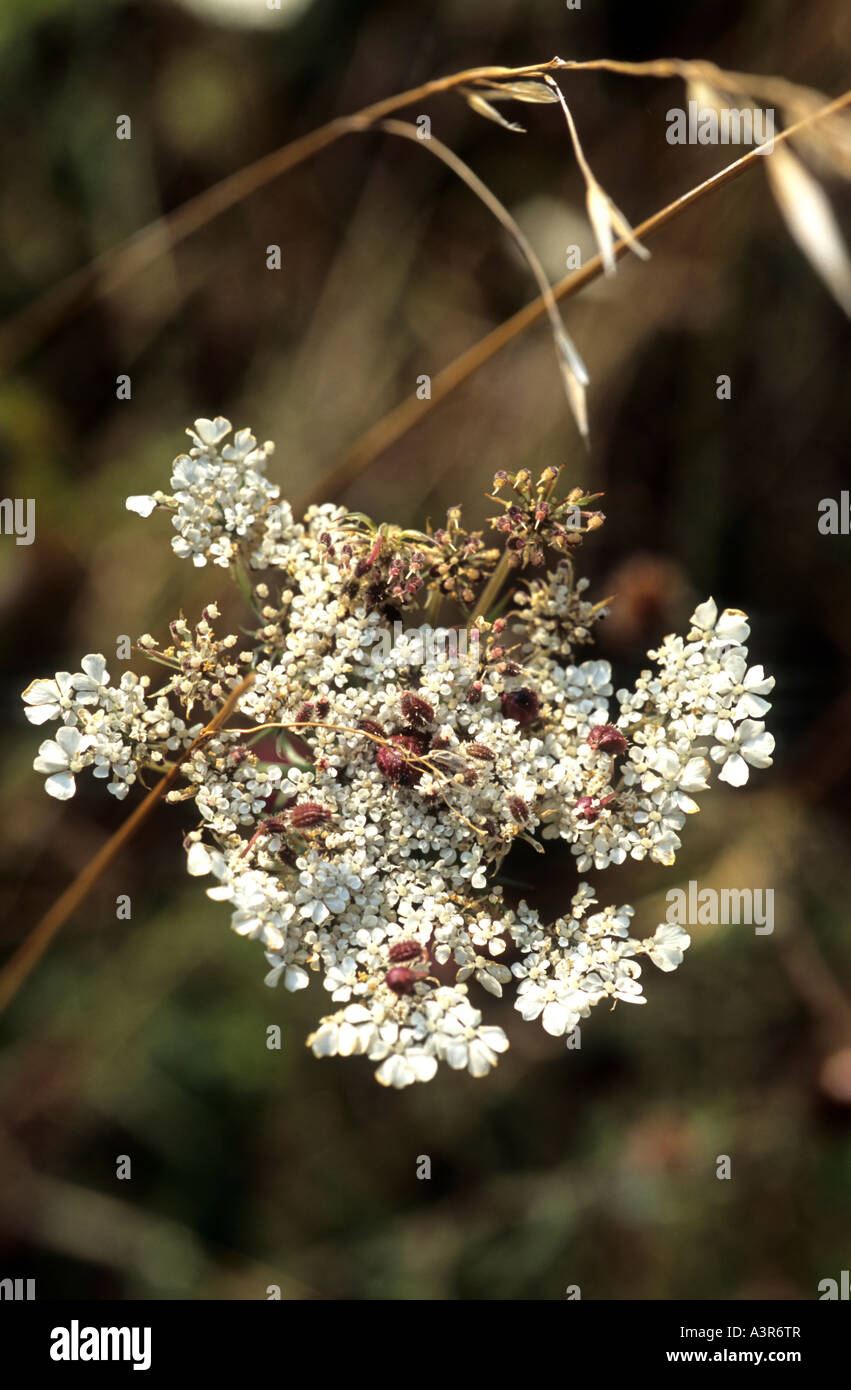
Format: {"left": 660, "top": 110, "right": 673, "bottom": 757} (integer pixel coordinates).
{"left": 193, "top": 417, "right": 232, "bottom": 446}
{"left": 715, "top": 609, "right": 750, "bottom": 644}
{"left": 44, "top": 771, "right": 76, "bottom": 800}
{"left": 680, "top": 756, "right": 710, "bottom": 791}
{"left": 735, "top": 693, "right": 771, "bottom": 719}
{"left": 478, "top": 1026, "right": 509, "bottom": 1054}
{"left": 691, "top": 597, "right": 717, "bottom": 630}
{"left": 375, "top": 1055, "right": 413, "bottom": 1088}
{"left": 309, "top": 1024, "right": 339, "bottom": 1057}
{"left": 478, "top": 971, "right": 503, "bottom": 998}
{"left": 22, "top": 678, "right": 59, "bottom": 706}
{"left": 125, "top": 495, "right": 158, "bottom": 517}
{"left": 79, "top": 654, "right": 108, "bottom": 683}
{"left": 542, "top": 1000, "right": 569, "bottom": 1036}
{"left": 408, "top": 1053, "right": 438, "bottom": 1082}
{"left": 444, "top": 1040, "right": 469, "bottom": 1070}
{"left": 719, "top": 754, "right": 750, "bottom": 787}
{"left": 186, "top": 842, "right": 212, "bottom": 876}
{"left": 467, "top": 1039, "right": 497, "bottom": 1077}
{"left": 337, "top": 1022, "right": 365, "bottom": 1057}
{"left": 34, "top": 740, "right": 69, "bottom": 774}
{"left": 24, "top": 702, "right": 59, "bottom": 725}
{"left": 55, "top": 726, "right": 85, "bottom": 755}
{"left": 743, "top": 730, "right": 775, "bottom": 767}
{"left": 343, "top": 1005, "right": 372, "bottom": 1024}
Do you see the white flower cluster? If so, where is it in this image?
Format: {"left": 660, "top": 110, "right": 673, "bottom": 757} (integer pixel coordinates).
{"left": 526, "top": 596, "right": 776, "bottom": 872}
{"left": 23, "top": 419, "right": 775, "bottom": 1087}
{"left": 23, "top": 654, "right": 201, "bottom": 801}
{"left": 127, "top": 417, "right": 298, "bottom": 569}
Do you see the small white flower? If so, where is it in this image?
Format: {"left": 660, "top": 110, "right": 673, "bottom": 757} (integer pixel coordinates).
{"left": 711, "top": 655, "right": 774, "bottom": 720}
{"left": 265, "top": 962, "right": 310, "bottom": 991}
{"left": 190, "top": 417, "right": 232, "bottom": 448}
{"left": 22, "top": 671, "right": 75, "bottom": 725}
{"left": 711, "top": 718, "right": 775, "bottom": 787}
{"left": 324, "top": 957, "right": 359, "bottom": 1001}
{"left": 33, "top": 726, "right": 93, "bottom": 800}
{"left": 690, "top": 597, "right": 750, "bottom": 647}
{"left": 647, "top": 923, "right": 691, "bottom": 972}
{"left": 72, "top": 654, "right": 110, "bottom": 703}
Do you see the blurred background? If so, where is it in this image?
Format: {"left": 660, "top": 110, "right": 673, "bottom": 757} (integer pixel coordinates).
{"left": 1, "top": 0, "right": 850, "bottom": 1300}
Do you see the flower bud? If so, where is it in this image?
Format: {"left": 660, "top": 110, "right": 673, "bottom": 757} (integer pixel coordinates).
{"left": 386, "top": 966, "right": 418, "bottom": 995}
{"left": 388, "top": 940, "right": 425, "bottom": 963}
{"left": 289, "top": 802, "right": 332, "bottom": 828}
{"left": 501, "top": 687, "right": 540, "bottom": 727}
{"left": 586, "top": 724, "right": 628, "bottom": 755}
{"left": 400, "top": 693, "right": 435, "bottom": 728}
{"left": 376, "top": 734, "right": 424, "bottom": 786}
{"left": 358, "top": 718, "right": 386, "bottom": 738}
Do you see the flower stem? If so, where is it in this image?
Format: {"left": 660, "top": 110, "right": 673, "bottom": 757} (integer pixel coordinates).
{"left": 470, "top": 550, "right": 513, "bottom": 629}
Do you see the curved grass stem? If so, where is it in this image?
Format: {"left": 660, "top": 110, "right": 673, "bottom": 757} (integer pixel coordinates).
{"left": 0, "top": 674, "right": 255, "bottom": 1016}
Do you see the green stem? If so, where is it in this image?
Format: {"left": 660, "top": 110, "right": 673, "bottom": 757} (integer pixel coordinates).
{"left": 470, "top": 550, "right": 513, "bottom": 629}
{"left": 423, "top": 586, "right": 443, "bottom": 627}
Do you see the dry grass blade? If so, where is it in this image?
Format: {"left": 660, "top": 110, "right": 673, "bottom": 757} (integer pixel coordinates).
{"left": 0, "top": 57, "right": 569, "bottom": 373}
{"left": 0, "top": 674, "right": 255, "bottom": 1015}
{"left": 765, "top": 144, "right": 851, "bottom": 316}
{"left": 464, "top": 91, "right": 526, "bottom": 133}
{"left": 295, "top": 87, "right": 851, "bottom": 512}
{"left": 546, "top": 77, "right": 650, "bottom": 274}
{"left": 469, "top": 79, "right": 559, "bottom": 104}
{"left": 0, "top": 54, "right": 846, "bottom": 371}
{"left": 374, "top": 117, "right": 589, "bottom": 438}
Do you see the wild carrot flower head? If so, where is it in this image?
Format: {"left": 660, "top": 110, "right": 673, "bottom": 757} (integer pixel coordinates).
{"left": 22, "top": 418, "right": 775, "bottom": 1086}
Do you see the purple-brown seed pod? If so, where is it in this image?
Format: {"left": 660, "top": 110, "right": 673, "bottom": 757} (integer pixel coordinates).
{"left": 358, "top": 718, "right": 386, "bottom": 738}
{"left": 386, "top": 966, "right": 418, "bottom": 995}
{"left": 289, "top": 802, "right": 333, "bottom": 829}
{"left": 500, "top": 687, "right": 540, "bottom": 727}
{"left": 586, "top": 724, "right": 629, "bottom": 755}
{"left": 376, "top": 734, "right": 425, "bottom": 786}
{"left": 388, "top": 939, "right": 426, "bottom": 963}
{"left": 574, "top": 793, "right": 617, "bottom": 823}
{"left": 400, "top": 692, "right": 435, "bottom": 728}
